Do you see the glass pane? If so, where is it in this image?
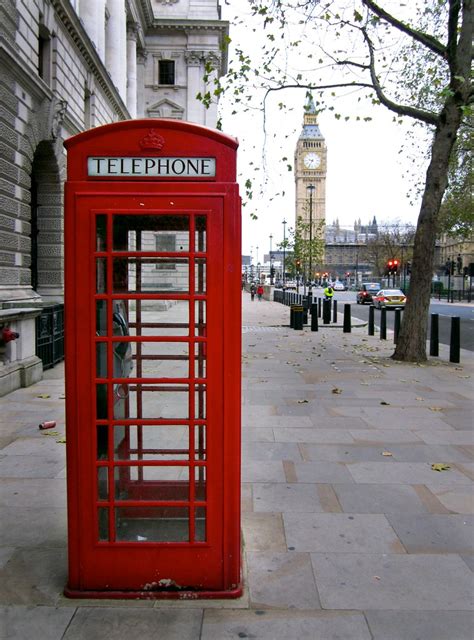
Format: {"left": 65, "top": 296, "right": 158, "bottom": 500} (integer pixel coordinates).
{"left": 115, "top": 507, "right": 189, "bottom": 542}
{"left": 195, "top": 466, "right": 206, "bottom": 500}
{"left": 194, "top": 300, "right": 206, "bottom": 337}
{"left": 98, "top": 508, "right": 109, "bottom": 541}
{"left": 96, "top": 384, "right": 108, "bottom": 419}
{"left": 97, "top": 466, "right": 108, "bottom": 501}
{"left": 195, "top": 259, "right": 206, "bottom": 294}
{"left": 125, "top": 299, "right": 190, "bottom": 337}
{"left": 97, "top": 424, "right": 109, "bottom": 460}
{"left": 96, "top": 258, "right": 107, "bottom": 293}
{"left": 117, "top": 383, "right": 189, "bottom": 419}
{"left": 114, "top": 466, "right": 189, "bottom": 500}
{"left": 114, "top": 425, "right": 190, "bottom": 461}
{"left": 194, "top": 424, "right": 206, "bottom": 461}
{"left": 113, "top": 214, "right": 190, "bottom": 252}
{"left": 194, "top": 384, "right": 206, "bottom": 420}
{"left": 195, "top": 342, "right": 207, "bottom": 379}
{"left": 96, "top": 214, "right": 107, "bottom": 251}
{"left": 195, "top": 216, "right": 206, "bottom": 252}
{"left": 96, "top": 343, "right": 107, "bottom": 378}
{"left": 96, "top": 300, "right": 107, "bottom": 336}
{"left": 112, "top": 257, "right": 189, "bottom": 293}
{"left": 195, "top": 507, "right": 206, "bottom": 542}
{"left": 125, "top": 341, "right": 189, "bottom": 379}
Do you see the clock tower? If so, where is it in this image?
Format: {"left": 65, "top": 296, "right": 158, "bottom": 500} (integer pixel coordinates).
{"left": 294, "top": 95, "right": 327, "bottom": 264}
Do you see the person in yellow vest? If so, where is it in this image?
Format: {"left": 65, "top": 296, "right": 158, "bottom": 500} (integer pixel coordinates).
{"left": 324, "top": 284, "right": 334, "bottom": 300}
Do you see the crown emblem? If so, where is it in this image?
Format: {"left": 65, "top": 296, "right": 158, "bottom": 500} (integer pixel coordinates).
{"left": 139, "top": 129, "right": 165, "bottom": 150}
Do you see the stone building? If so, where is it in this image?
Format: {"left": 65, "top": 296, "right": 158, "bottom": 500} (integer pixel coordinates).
{"left": 0, "top": 0, "right": 228, "bottom": 394}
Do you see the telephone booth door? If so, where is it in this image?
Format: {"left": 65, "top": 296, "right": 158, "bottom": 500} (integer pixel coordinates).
{"left": 64, "top": 121, "right": 241, "bottom": 598}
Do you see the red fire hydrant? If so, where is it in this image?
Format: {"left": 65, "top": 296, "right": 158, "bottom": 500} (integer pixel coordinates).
{"left": 2, "top": 327, "right": 20, "bottom": 343}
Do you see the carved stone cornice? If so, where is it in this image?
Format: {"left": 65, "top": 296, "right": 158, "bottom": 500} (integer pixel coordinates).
{"left": 49, "top": 0, "right": 129, "bottom": 119}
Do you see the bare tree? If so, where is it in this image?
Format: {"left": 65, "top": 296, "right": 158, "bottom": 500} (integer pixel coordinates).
{"left": 209, "top": 0, "right": 473, "bottom": 360}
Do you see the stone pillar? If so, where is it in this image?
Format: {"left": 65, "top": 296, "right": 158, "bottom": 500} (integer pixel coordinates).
{"left": 105, "top": 0, "right": 127, "bottom": 101}
{"left": 185, "top": 50, "right": 204, "bottom": 124}
{"left": 204, "top": 52, "right": 220, "bottom": 128}
{"left": 126, "top": 24, "right": 138, "bottom": 118}
{"left": 136, "top": 51, "right": 147, "bottom": 118}
{"left": 80, "top": 0, "right": 106, "bottom": 60}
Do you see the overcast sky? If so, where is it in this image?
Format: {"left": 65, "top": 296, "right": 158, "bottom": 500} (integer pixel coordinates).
{"left": 219, "top": 1, "right": 430, "bottom": 259}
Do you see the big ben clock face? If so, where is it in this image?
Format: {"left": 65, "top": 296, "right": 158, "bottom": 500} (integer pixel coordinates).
{"left": 303, "top": 152, "right": 321, "bottom": 169}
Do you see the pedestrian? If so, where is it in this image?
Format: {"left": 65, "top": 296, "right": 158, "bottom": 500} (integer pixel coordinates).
{"left": 323, "top": 284, "right": 334, "bottom": 300}
{"left": 250, "top": 283, "right": 256, "bottom": 301}
{"left": 257, "top": 284, "right": 264, "bottom": 301}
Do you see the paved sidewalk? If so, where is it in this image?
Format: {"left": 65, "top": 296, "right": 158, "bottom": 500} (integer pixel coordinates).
{"left": 1, "top": 292, "right": 473, "bottom": 639}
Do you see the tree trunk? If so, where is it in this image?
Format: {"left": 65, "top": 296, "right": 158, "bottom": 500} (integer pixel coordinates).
{"left": 393, "top": 102, "right": 462, "bottom": 361}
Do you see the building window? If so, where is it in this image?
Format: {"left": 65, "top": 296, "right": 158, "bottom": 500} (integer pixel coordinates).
{"left": 159, "top": 60, "right": 175, "bottom": 85}
{"left": 155, "top": 234, "right": 176, "bottom": 269}
{"left": 38, "top": 24, "right": 52, "bottom": 85}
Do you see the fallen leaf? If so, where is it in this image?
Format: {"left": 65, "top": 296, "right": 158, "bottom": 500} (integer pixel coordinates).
{"left": 36, "top": 394, "right": 50, "bottom": 399}
{"left": 380, "top": 401, "right": 390, "bottom": 406}
{"left": 382, "top": 451, "right": 393, "bottom": 457}
{"left": 458, "top": 375, "right": 470, "bottom": 379}
{"left": 332, "top": 388, "right": 342, "bottom": 394}
{"left": 360, "top": 382, "right": 369, "bottom": 386}
{"left": 429, "top": 407, "right": 443, "bottom": 412}
{"left": 431, "top": 463, "right": 450, "bottom": 472}
{"left": 55, "top": 438, "right": 67, "bottom": 444}
{"left": 42, "top": 431, "right": 60, "bottom": 437}
{"left": 297, "top": 399, "right": 309, "bottom": 404}
{"left": 373, "top": 576, "right": 381, "bottom": 581}
{"left": 415, "top": 397, "right": 424, "bottom": 401}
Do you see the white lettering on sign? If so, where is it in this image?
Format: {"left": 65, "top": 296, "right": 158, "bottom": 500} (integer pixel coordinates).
{"left": 87, "top": 157, "right": 216, "bottom": 178}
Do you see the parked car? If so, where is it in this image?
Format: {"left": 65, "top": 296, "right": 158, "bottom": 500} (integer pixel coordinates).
{"left": 373, "top": 289, "right": 406, "bottom": 309}
{"left": 333, "top": 281, "right": 346, "bottom": 291}
{"left": 356, "top": 282, "right": 381, "bottom": 304}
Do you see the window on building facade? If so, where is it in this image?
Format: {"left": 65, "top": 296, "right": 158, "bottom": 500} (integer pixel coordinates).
{"left": 155, "top": 234, "right": 176, "bottom": 269}
{"left": 38, "top": 24, "right": 52, "bottom": 85}
{"left": 159, "top": 60, "right": 175, "bottom": 85}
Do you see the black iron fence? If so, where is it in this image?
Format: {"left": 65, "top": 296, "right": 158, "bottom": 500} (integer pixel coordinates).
{"left": 36, "top": 304, "right": 65, "bottom": 369}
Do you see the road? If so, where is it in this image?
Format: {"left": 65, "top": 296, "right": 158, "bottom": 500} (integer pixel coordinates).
{"left": 311, "top": 290, "right": 474, "bottom": 352}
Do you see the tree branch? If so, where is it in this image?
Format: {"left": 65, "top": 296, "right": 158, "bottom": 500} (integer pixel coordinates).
{"left": 446, "top": 0, "right": 461, "bottom": 73}
{"left": 362, "top": 0, "right": 447, "bottom": 58}
{"left": 362, "top": 28, "right": 440, "bottom": 126}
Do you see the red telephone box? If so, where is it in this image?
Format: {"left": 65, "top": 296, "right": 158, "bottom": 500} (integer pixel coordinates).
{"left": 63, "top": 120, "right": 241, "bottom": 598}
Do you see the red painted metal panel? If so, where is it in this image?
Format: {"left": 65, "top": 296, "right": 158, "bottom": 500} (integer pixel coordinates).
{"left": 64, "top": 121, "right": 241, "bottom": 598}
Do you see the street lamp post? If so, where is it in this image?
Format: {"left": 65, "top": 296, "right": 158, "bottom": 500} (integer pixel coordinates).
{"left": 307, "top": 185, "right": 315, "bottom": 302}
{"left": 282, "top": 219, "right": 287, "bottom": 287}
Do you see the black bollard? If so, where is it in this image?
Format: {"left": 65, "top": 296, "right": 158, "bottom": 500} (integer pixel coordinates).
{"left": 380, "top": 307, "right": 387, "bottom": 340}
{"left": 311, "top": 303, "right": 318, "bottom": 332}
{"left": 293, "top": 306, "right": 304, "bottom": 330}
{"left": 449, "top": 316, "right": 460, "bottom": 363}
{"left": 430, "top": 313, "right": 439, "bottom": 357}
{"left": 343, "top": 303, "right": 351, "bottom": 333}
{"left": 290, "top": 304, "right": 295, "bottom": 328}
{"left": 333, "top": 299, "right": 338, "bottom": 323}
{"left": 394, "top": 309, "right": 401, "bottom": 344}
{"left": 318, "top": 297, "right": 322, "bottom": 318}
{"left": 368, "top": 305, "right": 375, "bottom": 336}
{"left": 323, "top": 299, "right": 331, "bottom": 324}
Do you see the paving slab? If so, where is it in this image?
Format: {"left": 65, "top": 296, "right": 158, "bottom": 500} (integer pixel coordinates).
{"left": 246, "top": 551, "right": 321, "bottom": 609}
{"left": 386, "top": 514, "right": 474, "bottom": 553}
{"left": 332, "top": 483, "right": 429, "bottom": 514}
{"left": 252, "top": 482, "right": 326, "bottom": 513}
{"left": 62, "top": 607, "right": 203, "bottom": 640}
{"left": 311, "top": 552, "right": 474, "bottom": 610}
{"left": 0, "top": 605, "right": 74, "bottom": 640}
{"left": 346, "top": 461, "right": 472, "bottom": 485}
{"left": 426, "top": 484, "right": 474, "bottom": 513}
{"left": 365, "top": 610, "right": 474, "bottom": 640}
{"left": 201, "top": 609, "right": 372, "bottom": 640}
{"left": 283, "top": 513, "right": 405, "bottom": 553}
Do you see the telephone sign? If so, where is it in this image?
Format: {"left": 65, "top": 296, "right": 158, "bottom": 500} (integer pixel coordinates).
{"left": 63, "top": 120, "right": 241, "bottom": 599}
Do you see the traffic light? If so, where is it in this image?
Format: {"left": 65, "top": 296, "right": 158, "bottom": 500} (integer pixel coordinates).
{"left": 393, "top": 259, "right": 399, "bottom": 273}
{"left": 295, "top": 259, "right": 301, "bottom": 271}
{"left": 386, "top": 260, "right": 393, "bottom": 275}
{"left": 406, "top": 261, "right": 412, "bottom": 275}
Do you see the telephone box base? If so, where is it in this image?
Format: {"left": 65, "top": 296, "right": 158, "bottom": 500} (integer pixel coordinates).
{"left": 64, "top": 583, "right": 243, "bottom": 600}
